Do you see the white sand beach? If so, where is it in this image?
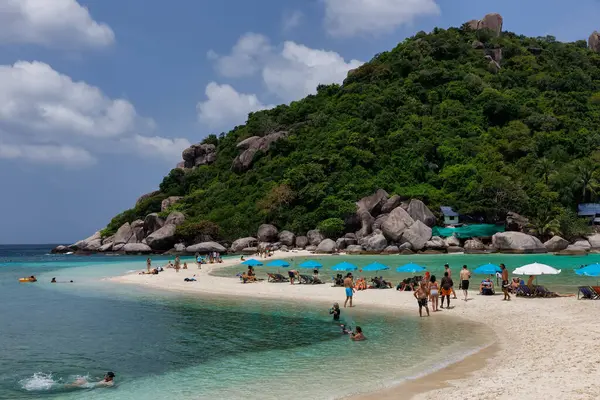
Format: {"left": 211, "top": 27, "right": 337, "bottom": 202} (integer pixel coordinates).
{"left": 111, "top": 251, "right": 600, "bottom": 399}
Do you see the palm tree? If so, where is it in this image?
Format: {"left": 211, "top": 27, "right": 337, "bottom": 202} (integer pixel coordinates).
{"left": 535, "top": 157, "right": 555, "bottom": 185}
{"left": 574, "top": 160, "right": 599, "bottom": 203}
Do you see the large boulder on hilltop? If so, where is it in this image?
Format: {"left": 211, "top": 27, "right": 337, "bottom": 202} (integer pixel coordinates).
{"left": 231, "top": 237, "right": 257, "bottom": 253}
{"left": 144, "top": 213, "right": 165, "bottom": 236}
{"left": 356, "top": 189, "right": 389, "bottom": 217}
{"left": 381, "top": 195, "right": 404, "bottom": 214}
{"left": 544, "top": 236, "right": 569, "bottom": 252}
{"left": 181, "top": 143, "right": 217, "bottom": 169}
{"left": 122, "top": 243, "right": 152, "bottom": 254}
{"left": 479, "top": 13, "right": 503, "bottom": 36}
{"left": 401, "top": 221, "right": 432, "bottom": 251}
{"left": 363, "top": 230, "right": 388, "bottom": 252}
{"left": 232, "top": 131, "right": 289, "bottom": 171}
{"left": 295, "top": 236, "right": 308, "bottom": 249}
{"left": 464, "top": 239, "right": 486, "bottom": 252}
{"left": 136, "top": 190, "right": 161, "bottom": 206}
{"left": 186, "top": 242, "right": 226, "bottom": 254}
{"left": 278, "top": 231, "right": 295, "bottom": 247}
{"left": 587, "top": 234, "right": 600, "bottom": 248}
{"left": 165, "top": 211, "right": 185, "bottom": 226}
{"left": 257, "top": 224, "right": 279, "bottom": 242}
{"left": 346, "top": 245, "right": 363, "bottom": 254}
{"left": 146, "top": 224, "right": 177, "bottom": 251}
{"left": 445, "top": 235, "right": 460, "bottom": 247}
{"left": 307, "top": 230, "right": 325, "bottom": 246}
{"left": 589, "top": 31, "right": 600, "bottom": 53}
{"left": 492, "top": 232, "right": 546, "bottom": 253}
{"left": 316, "top": 239, "right": 337, "bottom": 254}
{"left": 382, "top": 207, "right": 414, "bottom": 241}
{"left": 406, "top": 199, "right": 436, "bottom": 227}
{"left": 161, "top": 196, "right": 183, "bottom": 212}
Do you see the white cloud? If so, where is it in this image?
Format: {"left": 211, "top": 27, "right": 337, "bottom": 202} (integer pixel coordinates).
{"left": 208, "top": 33, "right": 272, "bottom": 78}
{"left": 0, "top": 142, "right": 96, "bottom": 166}
{"left": 129, "top": 135, "right": 191, "bottom": 161}
{"left": 323, "top": 0, "right": 440, "bottom": 37}
{"left": 197, "top": 82, "right": 274, "bottom": 129}
{"left": 282, "top": 10, "right": 304, "bottom": 32}
{"left": 0, "top": 0, "right": 114, "bottom": 48}
{"left": 210, "top": 35, "right": 364, "bottom": 103}
{"left": 0, "top": 61, "right": 187, "bottom": 167}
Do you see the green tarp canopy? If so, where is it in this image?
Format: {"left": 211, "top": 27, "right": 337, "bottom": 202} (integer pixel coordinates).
{"left": 432, "top": 224, "right": 505, "bottom": 239}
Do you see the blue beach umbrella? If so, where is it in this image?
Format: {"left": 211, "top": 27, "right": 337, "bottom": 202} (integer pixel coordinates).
{"left": 267, "top": 259, "right": 291, "bottom": 267}
{"left": 241, "top": 259, "right": 263, "bottom": 267}
{"left": 362, "top": 262, "right": 390, "bottom": 272}
{"left": 396, "top": 263, "right": 426, "bottom": 273}
{"left": 473, "top": 263, "right": 501, "bottom": 275}
{"left": 299, "top": 260, "right": 323, "bottom": 269}
{"left": 576, "top": 263, "right": 600, "bottom": 277}
{"left": 332, "top": 262, "right": 358, "bottom": 272}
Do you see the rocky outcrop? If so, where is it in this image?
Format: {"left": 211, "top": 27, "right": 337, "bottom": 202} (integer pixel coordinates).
{"left": 146, "top": 224, "right": 177, "bottom": 251}
{"left": 70, "top": 231, "right": 102, "bottom": 251}
{"left": 131, "top": 220, "right": 145, "bottom": 242}
{"left": 165, "top": 211, "right": 186, "bottom": 226}
{"left": 492, "top": 232, "right": 546, "bottom": 253}
{"left": 257, "top": 224, "right": 279, "bottom": 242}
{"left": 472, "top": 40, "right": 484, "bottom": 49}
{"left": 560, "top": 245, "right": 588, "bottom": 255}
{"left": 346, "top": 245, "right": 363, "bottom": 254}
{"left": 486, "top": 55, "right": 501, "bottom": 73}
{"left": 357, "top": 189, "right": 389, "bottom": 216}
{"left": 544, "top": 236, "right": 569, "bottom": 252}
{"left": 505, "top": 212, "right": 532, "bottom": 233}
{"left": 174, "top": 243, "right": 186, "bottom": 252}
{"left": 136, "top": 190, "right": 160, "bottom": 206}
{"left": 51, "top": 245, "right": 71, "bottom": 254}
{"left": 381, "top": 195, "right": 403, "bottom": 214}
{"left": 295, "top": 236, "right": 308, "bottom": 249}
{"left": 112, "top": 223, "right": 137, "bottom": 251}
{"left": 589, "top": 31, "right": 600, "bottom": 53}
{"left": 122, "top": 243, "right": 152, "bottom": 254}
{"left": 425, "top": 236, "right": 447, "bottom": 250}
{"left": 383, "top": 245, "right": 400, "bottom": 254}
{"left": 181, "top": 143, "right": 217, "bottom": 169}
{"left": 316, "top": 239, "right": 337, "bottom": 254}
{"left": 445, "top": 235, "right": 460, "bottom": 247}
{"left": 464, "top": 238, "right": 486, "bottom": 252}
{"left": 406, "top": 199, "right": 436, "bottom": 227}
{"left": 278, "top": 231, "right": 295, "bottom": 247}
{"left": 572, "top": 239, "right": 591, "bottom": 250}
{"left": 305, "top": 245, "right": 317, "bottom": 252}
{"left": 372, "top": 214, "right": 389, "bottom": 231}
{"left": 99, "top": 242, "right": 113, "bottom": 252}
{"left": 382, "top": 207, "right": 414, "bottom": 241}
{"left": 587, "top": 234, "right": 600, "bottom": 248}
{"left": 186, "top": 242, "right": 226, "bottom": 254}
{"left": 401, "top": 221, "right": 432, "bottom": 251}
{"left": 144, "top": 213, "right": 165, "bottom": 236}
{"left": 467, "top": 13, "right": 503, "bottom": 36}
{"left": 232, "top": 132, "right": 288, "bottom": 171}
{"left": 307, "top": 230, "right": 325, "bottom": 246}
{"left": 231, "top": 237, "right": 257, "bottom": 253}
{"left": 362, "top": 230, "right": 388, "bottom": 252}
{"left": 161, "top": 196, "right": 183, "bottom": 212}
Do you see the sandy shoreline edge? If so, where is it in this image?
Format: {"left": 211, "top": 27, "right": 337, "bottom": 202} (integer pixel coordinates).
{"left": 109, "top": 250, "right": 600, "bottom": 399}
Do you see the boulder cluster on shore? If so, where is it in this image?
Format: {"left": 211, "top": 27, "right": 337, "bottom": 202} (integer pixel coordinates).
{"left": 53, "top": 189, "right": 600, "bottom": 257}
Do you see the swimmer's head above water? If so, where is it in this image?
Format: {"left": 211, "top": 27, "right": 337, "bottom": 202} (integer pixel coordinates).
{"left": 104, "top": 372, "right": 115, "bottom": 382}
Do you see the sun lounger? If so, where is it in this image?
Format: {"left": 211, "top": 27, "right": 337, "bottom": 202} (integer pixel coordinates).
{"left": 578, "top": 286, "right": 599, "bottom": 300}
{"left": 267, "top": 273, "right": 289, "bottom": 283}
{"left": 299, "top": 275, "right": 314, "bottom": 284}
{"left": 591, "top": 286, "right": 600, "bottom": 298}
{"left": 516, "top": 285, "right": 534, "bottom": 297}
{"left": 534, "top": 285, "right": 557, "bottom": 298}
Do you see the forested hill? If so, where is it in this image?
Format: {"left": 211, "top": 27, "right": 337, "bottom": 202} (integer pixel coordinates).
{"left": 104, "top": 18, "right": 600, "bottom": 243}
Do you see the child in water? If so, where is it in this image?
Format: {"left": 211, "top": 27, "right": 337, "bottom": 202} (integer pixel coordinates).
{"left": 329, "top": 303, "right": 341, "bottom": 321}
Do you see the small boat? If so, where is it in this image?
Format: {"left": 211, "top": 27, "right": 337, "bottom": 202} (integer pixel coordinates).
{"left": 19, "top": 277, "right": 37, "bottom": 283}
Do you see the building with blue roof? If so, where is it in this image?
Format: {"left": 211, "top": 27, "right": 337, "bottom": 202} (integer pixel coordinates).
{"left": 578, "top": 203, "right": 600, "bottom": 225}
{"left": 441, "top": 206, "right": 459, "bottom": 226}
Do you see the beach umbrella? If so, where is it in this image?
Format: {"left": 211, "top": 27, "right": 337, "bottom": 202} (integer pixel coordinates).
{"left": 513, "top": 263, "right": 561, "bottom": 276}
{"left": 241, "top": 259, "right": 263, "bottom": 267}
{"left": 299, "top": 260, "right": 323, "bottom": 269}
{"left": 362, "top": 262, "right": 390, "bottom": 272}
{"left": 576, "top": 263, "right": 600, "bottom": 277}
{"left": 473, "top": 263, "right": 501, "bottom": 275}
{"left": 332, "top": 262, "right": 358, "bottom": 272}
{"left": 267, "top": 259, "right": 291, "bottom": 267}
{"left": 396, "top": 263, "right": 426, "bottom": 273}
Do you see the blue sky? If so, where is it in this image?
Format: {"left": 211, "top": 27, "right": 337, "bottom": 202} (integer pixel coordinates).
{"left": 1, "top": 0, "right": 599, "bottom": 244}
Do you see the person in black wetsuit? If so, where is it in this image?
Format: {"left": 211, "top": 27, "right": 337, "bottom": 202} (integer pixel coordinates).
{"left": 329, "top": 303, "right": 341, "bottom": 321}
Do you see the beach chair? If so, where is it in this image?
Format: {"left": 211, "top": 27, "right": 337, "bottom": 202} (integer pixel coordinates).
{"left": 534, "top": 286, "right": 556, "bottom": 298}
{"left": 516, "top": 285, "right": 533, "bottom": 297}
{"left": 591, "top": 287, "right": 600, "bottom": 298}
{"left": 299, "top": 275, "right": 314, "bottom": 284}
{"left": 267, "top": 273, "right": 289, "bottom": 283}
{"left": 577, "top": 286, "right": 598, "bottom": 300}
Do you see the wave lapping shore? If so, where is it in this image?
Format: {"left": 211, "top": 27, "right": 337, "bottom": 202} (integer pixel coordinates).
{"left": 111, "top": 251, "right": 600, "bottom": 399}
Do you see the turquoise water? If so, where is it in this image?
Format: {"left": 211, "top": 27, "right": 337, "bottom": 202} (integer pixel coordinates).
{"left": 0, "top": 246, "right": 492, "bottom": 400}
{"left": 214, "top": 253, "right": 600, "bottom": 293}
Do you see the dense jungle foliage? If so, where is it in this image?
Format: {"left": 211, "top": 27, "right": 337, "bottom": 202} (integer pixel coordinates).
{"left": 103, "top": 25, "right": 600, "bottom": 242}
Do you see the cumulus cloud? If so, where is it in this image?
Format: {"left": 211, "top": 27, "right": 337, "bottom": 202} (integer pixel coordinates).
{"left": 0, "top": 0, "right": 114, "bottom": 48}
{"left": 129, "top": 135, "right": 191, "bottom": 161}
{"left": 0, "top": 61, "right": 188, "bottom": 167}
{"left": 282, "top": 10, "right": 304, "bottom": 32}
{"left": 197, "top": 82, "right": 274, "bottom": 129}
{"left": 209, "top": 35, "right": 363, "bottom": 103}
{"left": 323, "top": 0, "right": 440, "bottom": 37}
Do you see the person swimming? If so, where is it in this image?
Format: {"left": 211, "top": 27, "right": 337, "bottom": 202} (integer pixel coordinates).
{"left": 67, "top": 371, "right": 115, "bottom": 388}
{"left": 51, "top": 277, "right": 56, "bottom": 283}
{"left": 340, "top": 324, "right": 352, "bottom": 334}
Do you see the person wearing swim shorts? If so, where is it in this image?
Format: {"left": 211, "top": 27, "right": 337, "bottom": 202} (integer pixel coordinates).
{"left": 343, "top": 273, "right": 355, "bottom": 308}
{"left": 444, "top": 264, "right": 457, "bottom": 299}
{"left": 414, "top": 282, "right": 430, "bottom": 317}
{"left": 440, "top": 272, "right": 453, "bottom": 309}
{"left": 500, "top": 263, "right": 511, "bottom": 301}
{"left": 459, "top": 265, "right": 471, "bottom": 302}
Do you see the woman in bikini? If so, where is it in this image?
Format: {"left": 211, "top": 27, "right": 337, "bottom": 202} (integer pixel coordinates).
{"left": 429, "top": 275, "right": 440, "bottom": 312}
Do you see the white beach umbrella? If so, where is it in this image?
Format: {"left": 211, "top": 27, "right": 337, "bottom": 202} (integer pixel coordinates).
{"left": 513, "top": 263, "right": 561, "bottom": 276}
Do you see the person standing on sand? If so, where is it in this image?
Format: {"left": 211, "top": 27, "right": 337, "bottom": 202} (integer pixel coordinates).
{"left": 429, "top": 275, "right": 440, "bottom": 312}
{"left": 459, "top": 265, "right": 471, "bottom": 302}
{"left": 175, "top": 256, "right": 181, "bottom": 273}
{"left": 146, "top": 257, "right": 151, "bottom": 273}
{"left": 440, "top": 272, "right": 453, "bottom": 309}
{"left": 414, "top": 282, "right": 430, "bottom": 317}
{"left": 444, "top": 264, "right": 457, "bottom": 299}
{"left": 344, "top": 273, "right": 355, "bottom": 308}
{"left": 500, "top": 264, "right": 511, "bottom": 301}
